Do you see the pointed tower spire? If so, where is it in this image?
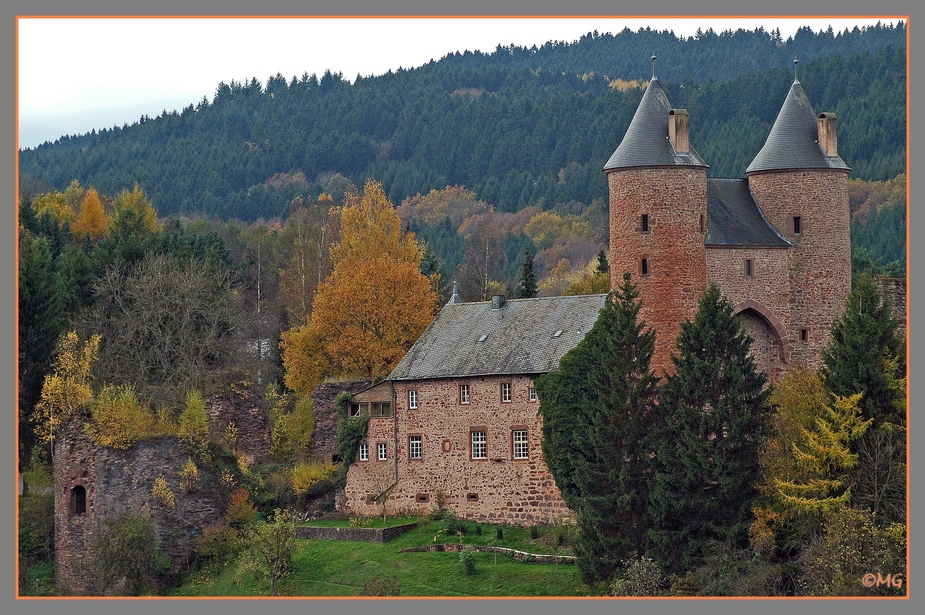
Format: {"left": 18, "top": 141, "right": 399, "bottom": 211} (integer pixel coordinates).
{"left": 793, "top": 58, "right": 799, "bottom": 83}
{"left": 651, "top": 54, "right": 657, "bottom": 80}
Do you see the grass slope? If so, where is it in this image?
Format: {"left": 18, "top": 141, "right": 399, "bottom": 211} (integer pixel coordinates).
{"left": 170, "top": 518, "right": 590, "bottom": 597}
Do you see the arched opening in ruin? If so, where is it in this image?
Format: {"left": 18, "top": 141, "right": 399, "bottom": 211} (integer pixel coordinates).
{"left": 70, "top": 485, "right": 86, "bottom": 515}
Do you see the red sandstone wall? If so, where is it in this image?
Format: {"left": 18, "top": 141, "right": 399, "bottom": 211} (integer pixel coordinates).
{"left": 343, "top": 375, "right": 571, "bottom": 525}
{"left": 707, "top": 247, "right": 792, "bottom": 378}
{"left": 608, "top": 167, "right": 709, "bottom": 375}
{"left": 748, "top": 170, "right": 851, "bottom": 369}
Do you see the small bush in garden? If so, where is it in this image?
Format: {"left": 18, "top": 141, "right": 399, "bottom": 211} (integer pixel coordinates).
{"left": 359, "top": 572, "right": 401, "bottom": 596}
{"left": 475, "top": 525, "right": 482, "bottom": 535}
{"left": 459, "top": 549, "right": 476, "bottom": 576}
{"left": 429, "top": 489, "right": 447, "bottom": 520}
{"left": 530, "top": 525, "right": 539, "bottom": 539}
{"left": 496, "top": 527, "right": 503, "bottom": 541}
{"left": 443, "top": 515, "right": 468, "bottom": 536}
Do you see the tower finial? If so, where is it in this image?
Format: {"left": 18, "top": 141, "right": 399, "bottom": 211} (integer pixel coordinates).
{"left": 793, "top": 58, "right": 799, "bottom": 83}
{"left": 651, "top": 54, "right": 657, "bottom": 79}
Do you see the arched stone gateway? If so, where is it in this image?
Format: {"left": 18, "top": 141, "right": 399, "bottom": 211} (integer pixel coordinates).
{"left": 733, "top": 300, "right": 791, "bottom": 380}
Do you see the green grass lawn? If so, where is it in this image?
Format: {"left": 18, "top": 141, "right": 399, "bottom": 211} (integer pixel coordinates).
{"left": 170, "top": 518, "right": 592, "bottom": 597}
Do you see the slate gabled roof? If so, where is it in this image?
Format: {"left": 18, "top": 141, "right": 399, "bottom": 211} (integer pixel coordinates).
{"left": 706, "top": 179, "right": 791, "bottom": 247}
{"left": 746, "top": 80, "right": 851, "bottom": 174}
{"left": 603, "top": 77, "right": 708, "bottom": 171}
{"left": 389, "top": 294, "right": 607, "bottom": 380}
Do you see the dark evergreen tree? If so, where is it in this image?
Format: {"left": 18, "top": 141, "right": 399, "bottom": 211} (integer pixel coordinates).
{"left": 514, "top": 247, "right": 538, "bottom": 299}
{"left": 536, "top": 273, "right": 658, "bottom": 585}
{"left": 821, "top": 272, "right": 904, "bottom": 425}
{"left": 18, "top": 230, "right": 65, "bottom": 461}
{"left": 595, "top": 249, "right": 609, "bottom": 274}
{"left": 646, "top": 283, "right": 770, "bottom": 574}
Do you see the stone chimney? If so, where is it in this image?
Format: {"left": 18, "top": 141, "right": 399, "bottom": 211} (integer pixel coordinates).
{"left": 491, "top": 295, "right": 506, "bottom": 310}
{"left": 668, "top": 109, "right": 689, "bottom": 154}
{"left": 818, "top": 112, "right": 838, "bottom": 156}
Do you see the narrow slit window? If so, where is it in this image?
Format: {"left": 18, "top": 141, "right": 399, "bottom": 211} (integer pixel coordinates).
{"left": 641, "top": 258, "right": 649, "bottom": 276}
{"left": 700, "top": 214, "right": 705, "bottom": 233}
{"left": 745, "top": 259, "right": 753, "bottom": 277}
{"left": 800, "top": 329, "right": 809, "bottom": 342}
{"left": 793, "top": 216, "right": 802, "bottom": 234}
{"left": 641, "top": 213, "right": 649, "bottom": 232}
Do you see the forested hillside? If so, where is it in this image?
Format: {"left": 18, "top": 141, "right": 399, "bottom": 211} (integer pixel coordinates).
{"left": 19, "top": 23, "right": 905, "bottom": 223}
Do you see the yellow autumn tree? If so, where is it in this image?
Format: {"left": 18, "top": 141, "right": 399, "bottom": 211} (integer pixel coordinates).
{"left": 31, "top": 331, "right": 100, "bottom": 460}
{"left": 70, "top": 187, "right": 107, "bottom": 241}
{"left": 281, "top": 179, "right": 438, "bottom": 397}
{"left": 84, "top": 384, "right": 158, "bottom": 450}
{"left": 32, "top": 180, "right": 85, "bottom": 228}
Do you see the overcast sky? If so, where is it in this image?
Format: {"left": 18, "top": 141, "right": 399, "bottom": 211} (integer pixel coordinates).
{"left": 17, "top": 16, "right": 902, "bottom": 149}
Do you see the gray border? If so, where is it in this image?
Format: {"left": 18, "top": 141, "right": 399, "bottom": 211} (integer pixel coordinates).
{"left": 4, "top": 1, "right": 919, "bottom": 615}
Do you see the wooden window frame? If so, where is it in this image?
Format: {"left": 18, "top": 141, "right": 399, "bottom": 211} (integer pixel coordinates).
{"left": 470, "top": 428, "right": 487, "bottom": 460}
{"left": 460, "top": 384, "right": 470, "bottom": 404}
{"left": 528, "top": 387, "right": 537, "bottom": 402}
{"left": 501, "top": 382, "right": 512, "bottom": 403}
{"left": 377, "top": 442, "right": 387, "bottom": 461}
{"left": 409, "top": 435, "right": 423, "bottom": 460}
{"left": 408, "top": 389, "right": 418, "bottom": 410}
{"left": 512, "top": 429, "right": 529, "bottom": 460}
{"left": 358, "top": 442, "right": 369, "bottom": 462}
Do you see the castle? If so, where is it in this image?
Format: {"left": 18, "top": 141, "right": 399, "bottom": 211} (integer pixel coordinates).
{"left": 606, "top": 71, "right": 851, "bottom": 377}
{"left": 341, "top": 70, "right": 853, "bottom": 521}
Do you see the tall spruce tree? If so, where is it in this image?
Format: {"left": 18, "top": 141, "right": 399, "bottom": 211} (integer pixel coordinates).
{"left": 536, "top": 273, "right": 658, "bottom": 585}
{"left": 515, "top": 247, "right": 538, "bottom": 299}
{"left": 821, "top": 272, "right": 904, "bottom": 425}
{"left": 647, "top": 283, "right": 770, "bottom": 574}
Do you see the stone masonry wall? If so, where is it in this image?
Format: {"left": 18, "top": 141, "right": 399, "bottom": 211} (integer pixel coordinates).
{"left": 207, "top": 390, "right": 271, "bottom": 464}
{"left": 311, "top": 380, "right": 373, "bottom": 462}
{"left": 876, "top": 277, "right": 907, "bottom": 341}
{"left": 55, "top": 419, "right": 223, "bottom": 595}
{"left": 608, "top": 167, "right": 709, "bottom": 376}
{"left": 748, "top": 170, "right": 851, "bottom": 370}
{"left": 707, "top": 246, "right": 793, "bottom": 378}
{"left": 343, "top": 375, "right": 571, "bottom": 525}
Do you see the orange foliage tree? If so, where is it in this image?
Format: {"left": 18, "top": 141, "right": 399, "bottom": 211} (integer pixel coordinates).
{"left": 281, "top": 180, "right": 438, "bottom": 397}
{"left": 70, "top": 187, "right": 107, "bottom": 241}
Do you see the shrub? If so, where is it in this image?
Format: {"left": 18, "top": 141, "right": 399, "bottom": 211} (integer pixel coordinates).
{"left": 196, "top": 519, "right": 241, "bottom": 566}
{"left": 359, "top": 572, "right": 401, "bottom": 596}
{"left": 179, "top": 458, "right": 200, "bottom": 493}
{"left": 429, "top": 489, "right": 447, "bottom": 520}
{"left": 459, "top": 549, "right": 476, "bottom": 575}
{"left": 291, "top": 459, "right": 337, "bottom": 496}
{"left": 18, "top": 493, "right": 55, "bottom": 565}
{"left": 270, "top": 395, "right": 316, "bottom": 463}
{"left": 225, "top": 487, "right": 258, "bottom": 529}
{"left": 178, "top": 389, "right": 209, "bottom": 459}
{"left": 529, "top": 525, "right": 539, "bottom": 540}
{"left": 235, "top": 508, "right": 297, "bottom": 596}
{"left": 496, "top": 527, "right": 504, "bottom": 541}
{"left": 151, "top": 475, "right": 176, "bottom": 509}
{"left": 334, "top": 391, "right": 353, "bottom": 419}
{"left": 85, "top": 384, "right": 158, "bottom": 449}
{"left": 94, "top": 511, "right": 171, "bottom": 595}
{"left": 610, "top": 557, "right": 669, "bottom": 596}
{"left": 443, "top": 514, "right": 468, "bottom": 536}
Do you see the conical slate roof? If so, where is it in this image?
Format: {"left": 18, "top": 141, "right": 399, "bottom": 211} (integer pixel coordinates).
{"left": 746, "top": 80, "right": 850, "bottom": 174}
{"left": 603, "top": 77, "right": 708, "bottom": 171}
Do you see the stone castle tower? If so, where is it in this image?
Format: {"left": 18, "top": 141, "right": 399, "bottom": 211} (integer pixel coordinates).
{"left": 605, "top": 70, "right": 851, "bottom": 378}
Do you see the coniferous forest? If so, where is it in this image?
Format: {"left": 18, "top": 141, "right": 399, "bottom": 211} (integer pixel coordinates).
{"left": 18, "top": 23, "right": 907, "bottom": 597}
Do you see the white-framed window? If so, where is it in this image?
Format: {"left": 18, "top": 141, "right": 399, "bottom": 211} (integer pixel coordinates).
{"left": 377, "top": 443, "right": 387, "bottom": 461}
{"left": 358, "top": 443, "right": 368, "bottom": 462}
{"left": 512, "top": 430, "right": 528, "bottom": 459}
{"left": 409, "top": 435, "right": 422, "bottom": 460}
{"left": 408, "top": 389, "right": 418, "bottom": 410}
{"left": 471, "top": 431, "right": 486, "bottom": 460}
{"left": 528, "top": 387, "right": 537, "bottom": 402}
{"left": 460, "top": 384, "right": 470, "bottom": 404}
{"left": 501, "top": 382, "right": 512, "bottom": 403}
